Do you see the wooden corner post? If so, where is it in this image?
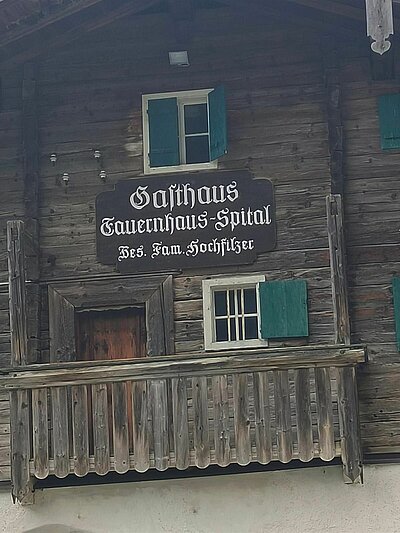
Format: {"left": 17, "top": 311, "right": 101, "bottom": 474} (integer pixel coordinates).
{"left": 326, "top": 195, "right": 363, "bottom": 484}
{"left": 7, "top": 220, "right": 34, "bottom": 504}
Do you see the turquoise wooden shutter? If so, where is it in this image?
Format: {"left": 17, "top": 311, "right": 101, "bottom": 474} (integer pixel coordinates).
{"left": 378, "top": 94, "right": 400, "bottom": 150}
{"left": 259, "top": 280, "right": 309, "bottom": 339}
{"left": 148, "top": 98, "right": 179, "bottom": 167}
{"left": 393, "top": 277, "right": 400, "bottom": 350}
{"left": 208, "top": 85, "right": 227, "bottom": 161}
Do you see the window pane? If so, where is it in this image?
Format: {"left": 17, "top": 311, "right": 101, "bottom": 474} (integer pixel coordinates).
{"left": 216, "top": 319, "right": 228, "bottom": 342}
{"left": 214, "top": 291, "right": 227, "bottom": 317}
{"left": 244, "top": 316, "right": 258, "bottom": 339}
{"left": 238, "top": 319, "right": 243, "bottom": 340}
{"left": 244, "top": 288, "right": 257, "bottom": 314}
{"left": 229, "top": 290, "right": 235, "bottom": 314}
{"left": 184, "top": 103, "right": 208, "bottom": 134}
{"left": 185, "top": 135, "right": 210, "bottom": 164}
{"left": 230, "top": 318, "right": 237, "bottom": 341}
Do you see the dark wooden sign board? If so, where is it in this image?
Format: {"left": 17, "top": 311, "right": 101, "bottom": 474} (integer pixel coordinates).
{"left": 96, "top": 170, "right": 276, "bottom": 273}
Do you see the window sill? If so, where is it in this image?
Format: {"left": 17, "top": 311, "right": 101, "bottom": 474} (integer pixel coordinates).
{"left": 143, "top": 160, "right": 218, "bottom": 175}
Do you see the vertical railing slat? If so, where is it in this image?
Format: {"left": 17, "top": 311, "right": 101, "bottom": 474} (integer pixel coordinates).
{"left": 295, "top": 368, "right": 314, "bottom": 462}
{"left": 274, "top": 370, "right": 293, "bottom": 463}
{"left": 212, "top": 375, "right": 230, "bottom": 467}
{"left": 10, "top": 390, "right": 32, "bottom": 501}
{"left": 192, "top": 376, "right": 210, "bottom": 468}
{"left": 233, "top": 374, "right": 251, "bottom": 466}
{"left": 112, "top": 382, "right": 129, "bottom": 474}
{"left": 337, "top": 366, "right": 363, "bottom": 483}
{"left": 132, "top": 380, "right": 149, "bottom": 473}
{"left": 52, "top": 387, "right": 70, "bottom": 478}
{"left": 315, "top": 367, "right": 335, "bottom": 461}
{"left": 171, "top": 377, "right": 189, "bottom": 470}
{"left": 32, "top": 388, "right": 49, "bottom": 479}
{"left": 150, "top": 379, "right": 169, "bottom": 471}
{"left": 253, "top": 372, "right": 272, "bottom": 465}
{"left": 72, "top": 385, "right": 89, "bottom": 477}
{"left": 92, "top": 383, "right": 110, "bottom": 476}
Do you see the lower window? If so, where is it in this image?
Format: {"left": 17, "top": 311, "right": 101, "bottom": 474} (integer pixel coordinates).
{"left": 203, "top": 275, "right": 267, "bottom": 351}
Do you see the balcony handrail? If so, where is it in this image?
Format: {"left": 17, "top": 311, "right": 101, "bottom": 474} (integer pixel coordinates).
{"left": 0, "top": 344, "right": 366, "bottom": 390}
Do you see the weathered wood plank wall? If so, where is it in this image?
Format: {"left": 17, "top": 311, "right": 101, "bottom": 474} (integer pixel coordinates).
{"left": 0, "top": 4, "right": 399, "bottom": 482}
{"left": 340, "top": 36, "right": 400, "bottom": 454}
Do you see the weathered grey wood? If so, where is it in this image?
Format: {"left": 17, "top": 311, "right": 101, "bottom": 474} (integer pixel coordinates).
{"left": 274, "top": 370, "right": 293, "bottom": 463}
{"left": 7, "top": 220, "right": 33, "bottom": 502}
{"left": 112, "top": 382, "right": 129, "bottom": 474}
{"left": 162, "top": 275, "right": 175, "bottom": 355}
{"left": 315, "top": 368, "right": 336, "bottom": 461}
{"left": 366, "top": 0, "right": 393, "bottom": 54}
{"left": 295, "top": 369, "right": 314, "bottom": 462}
{"left": 32, "top": 388, "right": 49, "bottom": 479}
{"left": 51, "top": 387, "right": 70, "bottom": 478}
{"left": 327, "top": 195, "right": 351, "bottom": 345}
{"left": 71, "top": 385, "right": 89, "bottom": 477}
{"left": 171, "top": 377, "right": 189, "bottom": 470}
{"left": 10, "top": 390, "right": 33, "bottom": 503}
{"left": 192, "top": 376, "right": 210, "bottom": 468}
{"left": 0, "top": 346, "right": 367, "bottom": 390}
{"left": 337, "top": 366, "right": 363, "bottom": 483}
{"left": 132, "top": 380, "right": 149, "bottom": 473}
{"left": 212, "top": 375, "right": 231, "bottom": 467}
{"left": 233, "top": 374, "right": 251, "bottom": 466}
{"left": 48, "top": 286, "right": 76, "bottom": 362}
{"left": 253, "top": 372, "right": 272, "bottom": 465}
{"left": 7, "top": 221, "right": 28, "bottom": 367}
{"left": 150, "top": 379, "right": 169, "bottom": 471}
{"left": 92, "top": 383, "right": 110, "bottom": 476}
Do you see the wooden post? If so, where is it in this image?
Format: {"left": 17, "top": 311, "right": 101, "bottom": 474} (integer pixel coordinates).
{"left": 7, "top": 220, "right": 34, "bottom": 503}
{"left": 323, "top": 45, "right": 345, "bottom": 197}
{"left": 326, "top": 194, "right": 350, "bottom": 344}
{"left": 326, "top": 195, "right": 363, "bottom": 483}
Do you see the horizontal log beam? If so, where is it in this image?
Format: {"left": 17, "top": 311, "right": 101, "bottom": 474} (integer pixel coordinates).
{"left": 0, "top": 345, "right": 366, "bottom": 390}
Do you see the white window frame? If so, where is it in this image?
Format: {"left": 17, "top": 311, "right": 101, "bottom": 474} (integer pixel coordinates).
{"left": 202, "top": 275, "right": 269, "bottom": 351}
{"left": 142, "top": 89, "right": 218, "bottom": 175}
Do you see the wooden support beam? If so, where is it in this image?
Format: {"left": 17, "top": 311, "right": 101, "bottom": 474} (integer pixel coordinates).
{"left": 0, "top": 345, "right": 366, "bottom": 390}
{"left": 22, "top": 63, "right": 41, "bottom": 365}
{"left": 326, "top": 195, "right": 350, "bottom": 345}
{"left": 326, "top": 195, "right": 363, "bottom": 483}
{"left": 7, "top": 220, "right": 34, "bottom": 504}
{"left": 323, "top": 45, "right": 345, "bottom": 197}
{"left": 366, "top": 0, "right": 394, "bottom": 54}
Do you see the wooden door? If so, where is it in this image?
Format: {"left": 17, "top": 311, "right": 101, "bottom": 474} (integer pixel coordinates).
{"left": 76, "top": 307, "right": 146, "bottom": 361}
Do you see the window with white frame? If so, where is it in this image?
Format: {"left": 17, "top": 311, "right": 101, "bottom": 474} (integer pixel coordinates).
{"left": 203, "top": 276, "right": 310, "bottom": 351}
{"left": 203, "top": 275, "right": 268, "bottom": 351}
{"left": 142, "top": 86, "right": 227, "bottom": 174}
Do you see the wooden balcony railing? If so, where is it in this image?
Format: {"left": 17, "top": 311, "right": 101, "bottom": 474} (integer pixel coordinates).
{"left": 0, "top": 345, "right": 365, "bottom": 502}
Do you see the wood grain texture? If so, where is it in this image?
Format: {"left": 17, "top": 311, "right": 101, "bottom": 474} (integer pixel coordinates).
{"left": 112, "top": 381, "right": 129, "bottom": 474}
{"left": 253, "top": 371, "right": 272, "bottom": 465}
{"left": 171, "top": 377, "right": 189, "bottom": 470}
{"left": 92, "top": 383, "right": 110, "bottom": 476}
{"left": 192, "top": 376, "right": 210, "bottom": 469}
{"left": 233, "top": 374, "right": 251, "bottom": 466}
{"left": 131, "top": 380, "right": 149, "bottom": 473}
{"left": 71, "top": 385, "right": 89, "bottom": 477}
{"left": 315, "top": 368, "right": 336, "bottom": 461}
{"left": 51, "top": 387, "right": 70, "bottom": 478}
{"left": 295, "top": 368, "right": 314, "bottom": 462}
{"left": 32, "top": 388, "right": 49, "bottom": 479}
{"left": 150, "top": 379, "right": 169, "bottom": 471}
{"left": 274, "top": 370, "right": 293, "bottom": 463}
{"left": 212, "top": 375, "right": 231, "bottom": 467}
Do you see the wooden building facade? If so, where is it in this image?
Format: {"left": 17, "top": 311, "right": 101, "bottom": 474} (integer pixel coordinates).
{"left": 0, "top": 0, "right": 399, "bottom": 505}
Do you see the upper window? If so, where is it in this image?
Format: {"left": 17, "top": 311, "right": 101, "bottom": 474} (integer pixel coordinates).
{"left": 203, "top": 276, "right": 309, "bottom": 351}
{"left": 142, "top": 87, "right": 227, "bottom": 174}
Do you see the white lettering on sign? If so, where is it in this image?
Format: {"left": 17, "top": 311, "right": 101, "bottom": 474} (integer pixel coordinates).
{"left": 129, "top": 181, "right": 239, "bottom": 212}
